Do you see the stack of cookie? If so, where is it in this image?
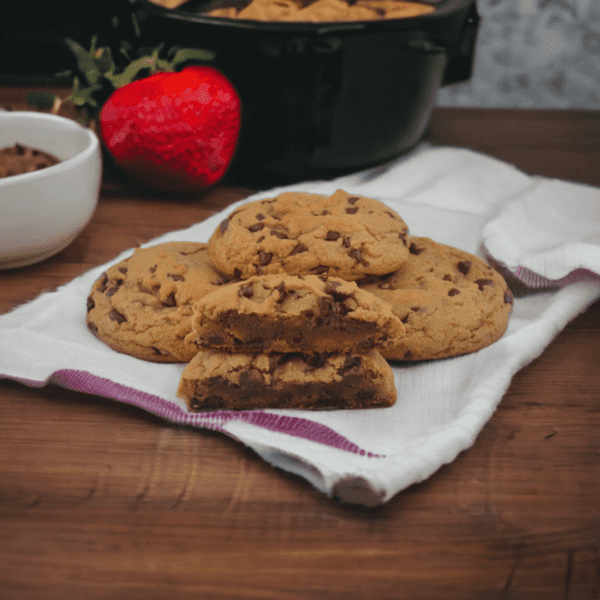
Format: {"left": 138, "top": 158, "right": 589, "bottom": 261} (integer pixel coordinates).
{"left": 178, "top": 274, "right": 404, "bottom": 410}
{"left": 86, "top": 189, "right": 513, "bottom": 412}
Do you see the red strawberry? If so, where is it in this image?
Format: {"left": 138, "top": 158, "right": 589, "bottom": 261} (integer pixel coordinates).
{"left": 100, "top": 65, "right": 241, "bottom": 192}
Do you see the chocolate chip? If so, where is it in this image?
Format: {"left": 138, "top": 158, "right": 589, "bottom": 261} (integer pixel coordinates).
{"left": 87, "top": 322, "right": 98, "bottom": 334}
{"left": 311, "top": 265, "right": 329, "bottom": 275}
{"left": 307, "top": 353, "right": 329, "bottom": 369}
{"left": 96, "top": 274, "right": 108, "bottom": 294}
{"left": 401, "top": 314, "right": 410, "bottom": 324}
{"left": 168, "top": 274, "right": 185, "bottom": 282}
{"left": 398, "top": 232, "right": 408, "bottom": 245}
{"left": 504, "top": 289, "right": 514, "bottom": 304}
{"left": 233, "top": 268, "right": 242, "bottom": 279}
{"left": 448, "top": 288, "right": 460, "bottom": 296}
{"left": 256, "top": 213, "right": 266, "bottom": 220}
{"left": 409, "top": 243, "right": 424, "bottom": 255}
{"left": 162, "top": 292, "right": 177, "bottom": 307}
{"left": 238, "top": 284, "right": 254, "bottom": 298}
{"left": 475, "top": 278, "right": 493, "bottom": 291}
{"left": 443, "top": 275, "right": 452, "bottom": 281}
{"left": 342, "top": 237, "right": 351, "bottom": 248}
{"left": 270, "top": 229, "right": 288, "bottom": 239}
{"left": 149, "top": 265, "right": 157, "bottom": 274}
{"left": 345, "top": 207, "right": 359, "bottom": 214}
{"left": 86, "top": 296, "right": 95, "bottom": 312}
{"left": 259, "top": 250, "right": 273, "bottom": 266}
{"left": 338, "top": 355, "right": 361, "bottom": 374}
{"left": 239, "top": 368, "right": 264, "bottom": 388}
{"left": 275, "top": 281, "right": 286, "bottom": 303}
{"left": 385, "top": 211, "right": 397, "bottom": 219}
{"left": 118, "top": 266, "right": 128, "bottom": 275}
{"left": 325, "top": 281, "right": 342, "bottom": 294}
{"left": 347, "top": 196, "right": 360, "bottom": 204}
{"left": 290, "top": 243, "right": 307, "bottom": 256}
{"left": 248, "top": 222, "right": 264, "bottom": 233}
{"left": 202, "top": 335, "right": 223, "bottom": 348}
{"left": 268, "top": 355, "right": 283, "bottom": 372}
{"left": 404, "top": 350, "right": 412, "bottom": 359}
{"left": 348, "top": 248, "right": 361, "bottom": 262}
{"left": 106, "top": 285, "right": 120, "bottom": 298}
{"left": 257, "top": 236, "right": 265, "bottom": 243}
{"left": 457, "top": 261, "right": 471, "bottom": 275}
{"left": 108, "top": 309, "right": 126, "bottom": 324}
{"left": 326, "top": 231, "right": 341, "bottom": 241}
{"left": 151, "top": 347, "right": 162, "bottom": 355}
{"left": 219, "top": 219, "right": 229, "bottom": 233}
{"left": 192, "top": 396, "right": 225, "bottom": 410}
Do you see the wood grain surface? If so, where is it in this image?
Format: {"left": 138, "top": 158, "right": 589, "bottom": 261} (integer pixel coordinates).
{"left": 1, "top": 86, "right": 599, "bottom": 600}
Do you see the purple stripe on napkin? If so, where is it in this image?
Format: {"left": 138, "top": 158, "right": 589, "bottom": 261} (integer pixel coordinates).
{"left": 3, "top": 369, "right": 383, "bottom": 458}
{"left": 513, "top": 267, "right": 600, "bottom": 289}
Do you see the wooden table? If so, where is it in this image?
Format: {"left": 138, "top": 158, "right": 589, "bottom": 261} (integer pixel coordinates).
{"left": 1, "top": 87, "right": 599, "bottom": 599}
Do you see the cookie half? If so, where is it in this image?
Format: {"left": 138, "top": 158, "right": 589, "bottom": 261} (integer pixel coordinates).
{"left": 208, "top": 189, "right": 409, "bottom": 281}
{"left": 185, "top": 274, "right": 405, "bottom": 354}
{"left": 86, "top": 242, "right": 232, "bottom": 362}
{"left": 358, "top": 237, "right": 514, "bottom": 361}
{"left": 177, "top": 350, "right": 397, "bottom": 411}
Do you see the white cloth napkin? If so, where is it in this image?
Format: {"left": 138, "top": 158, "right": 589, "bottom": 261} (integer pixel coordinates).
{"left": 2, "top": 145, "right": 599, "bottom": 506}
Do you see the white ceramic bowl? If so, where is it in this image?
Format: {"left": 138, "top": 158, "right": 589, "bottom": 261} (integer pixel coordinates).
{"left": 0, "top": 111, "right": 102, "bottom": 269}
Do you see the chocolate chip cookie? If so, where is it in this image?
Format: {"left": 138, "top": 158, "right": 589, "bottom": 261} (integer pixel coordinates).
{"left": 208, "top": 189, "right": 410, "bottom": 281}
{"left": 86, "top": 242, "right": 232, "bottom": 362}
{"left": 185, "top": 274, "right": 405, "bottom": 354}
{"left": 205, "top": 0, "right": 434, "bottom": 21}
{"left": 358, "top": 237, "right": 514, "bottom": 361}
{"left": 177, "top": 349, "right": 397, "bottom": 411}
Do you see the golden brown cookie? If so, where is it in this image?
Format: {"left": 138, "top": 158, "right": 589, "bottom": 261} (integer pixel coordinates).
{"left": 205, "top": 0, "right": 434, "bottom": 21}
{"left": 208, "top": 189, "right": 410, "bottom": 281}
{"left": 86, "top": 242, "right": 232, "bottom": 362}
{"left": 185, "top": 274, "right": 405, "bottom": 354}
{"left": 177, "top": 349, "right": 397, "bottom": 411}
{"left": 236, "top": 0, "right": 302, "bottom": 20}
{"left": 358, "top": 237, "right": 514, "bottom": 361}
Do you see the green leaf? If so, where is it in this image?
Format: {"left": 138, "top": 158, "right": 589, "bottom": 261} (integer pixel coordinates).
{"left": 54, "top": 36, "right": 222, "bottom": 119}
{"left": 26, "top": 91, "right": 60, "bottom": 110}
{"left": 95, "top": 46, "right": 116, "bottom": 75}
{"left": 65, "top": 76, "right": 101, "bottom": 108}
{"left": 170, "top": 47, "right": 217, "bottom": 67}
{"left": 64, "top": 38, "right": 98, "bottom": 86}
{"left": 104, "top": 56, "right": 160, "bottom": 88}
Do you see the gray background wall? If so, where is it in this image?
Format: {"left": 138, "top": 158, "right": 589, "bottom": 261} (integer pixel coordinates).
{"left": 437, "top": 0, "right": 600, "bottom": 108}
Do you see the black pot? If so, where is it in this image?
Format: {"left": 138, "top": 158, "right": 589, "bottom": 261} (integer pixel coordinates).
{"left": 113, "top": 0, "right": 479, "bottom": 187}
